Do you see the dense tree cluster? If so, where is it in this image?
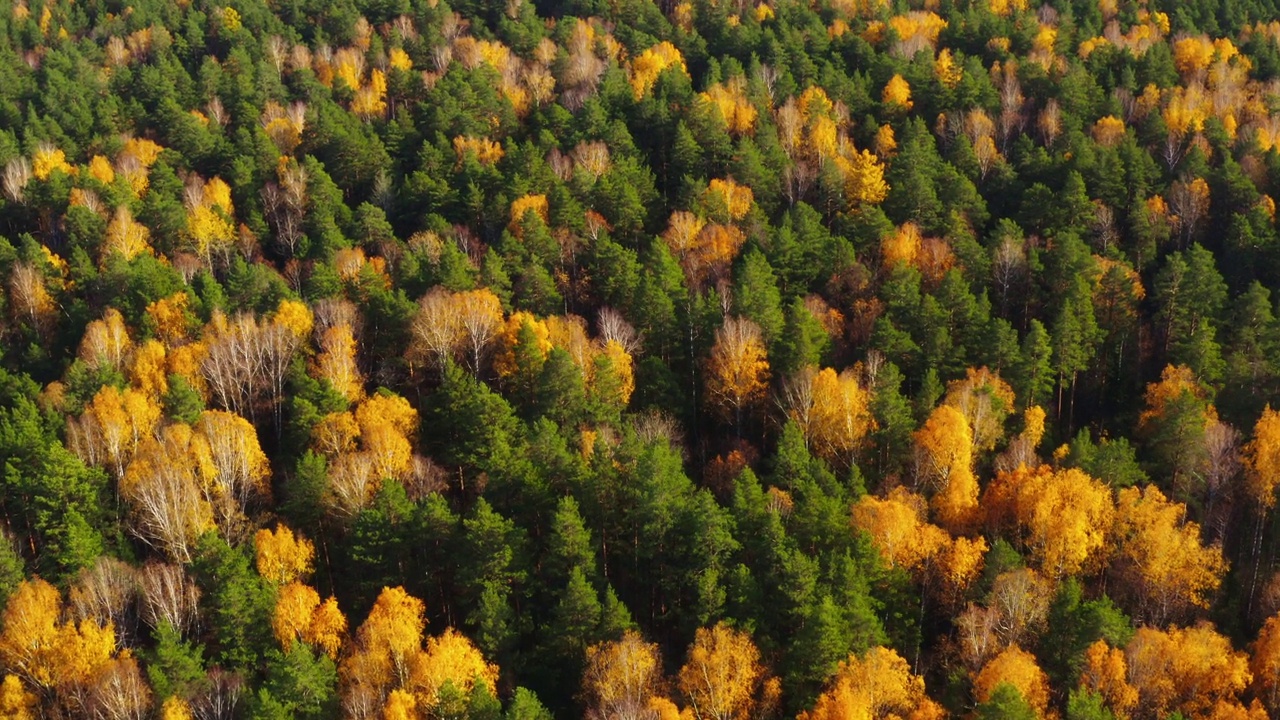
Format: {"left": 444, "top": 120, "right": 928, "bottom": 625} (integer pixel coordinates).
{"left": 9, "top": 0, "right": 1280, "bottom": 716}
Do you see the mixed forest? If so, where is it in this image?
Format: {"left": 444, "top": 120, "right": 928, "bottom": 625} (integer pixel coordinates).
{"left": 12, "top": 0, "right": 1280, "bottom": 716}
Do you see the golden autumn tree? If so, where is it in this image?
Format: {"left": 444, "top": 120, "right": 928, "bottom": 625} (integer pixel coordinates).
{"left": 1079, "top": 640, "right": 1138, "bottom": 720}
{"left": 972, "top": 645, "right": 1051, "bottom": 718}
{"left": 676, "top": 623, "right": 778, "bottom": 720}
{"left": 931, "top": 534, "right": 989, "bottom": 608}
{"left": 120, "top": 423, "right": 216, "bottom": 563}
{"left": 408, "top": 287, "right": 504, "bottom": 374}
{"left": 985, "top": 465, "right": 1115, "bottom": 578}
{"left": 705, "top": 317, "right": 770, "bottom": 429}
{"left": 67, "top": 384, "right": 162, "bottom": 480}
{"left": 704, "top": 178, "right": 754, "bottom": 222}
{"left": 799, "top": 646, "right": 943, "bottom": 720}
{"left": 629, "top": 41, "right": 686, "bottom": 99}
{"left": 699, "top": 77, "right": 757, "bottom": 136}
{"left": 881, "top": 74, "right": 913, "bottom": 110}
{"left": 851, "top": 486, "right": 950, "bottom": 571}
{"left": 341, "top": 586, "right": 426, "bottom": 707}
{"left": 255, "top": 524, "right": 316, "bottom": 586}
{"left": 185, "top": 175, "right": 237, "bottom": 268}
{"left": 341, "top": 586, "right": 495, "bottom": 717}
{"left": 313, "top": 323, "right": 364, "bottom": 403}
{"left": 78, "top": 307, "right": 132, "bottom": 371}
{"left": 784, "top": 367, "right": 874, "bottom": 467}
{"left": 914, "top": 405, "right": 979, "bottom": 533}
{"left": 1252, "top": 611, "right": 1280, "bottom": 714}
{"left": 102, "top": 206, "right": 153, "bottom": 264}
{"left": 1124, "top": 623, "right": 1251, "bottom": 719}
{"left": 0, "top": 674, "right": 36, "bottom": 720}
{"left": 405, "top": 628, "right": 499, "bottom": 712}
{"left": 129, "top": 339, "right": 169, "bottom": 399}
{"left": 1244, "top": 405, "right": 1280, "bottom": 512}
{"left": 194, "top": 409, "right": 271, "bottom": 540}
{"left": 0, "top": 579, "right": 119, "bottom": 716}
{"left": 1112, "top": 485, "right": 1227, "bottom": 624}
{"left": 273, "top": 582, "right": 320, "bottom": 653}
{"left": 943, "top": 367, "right": 1016, "bottom": 453}
{"left": 583, "top": 630, "right": 669, "bottom": 720}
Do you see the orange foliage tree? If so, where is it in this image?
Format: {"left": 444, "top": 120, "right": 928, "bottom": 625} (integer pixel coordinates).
{"left": 799, "top": 646, "right": 943, "bottom": 720}
{"left": 783, "top": 367, "right": 874, "bottom": 467}
{"left": 676, "top": 623, "right": 778, "bottom": 720}
{"left": 705, "top": 317, "right": 770, "bottom": 429}
{"left": 1124, "top": 623, "right": 1251, "bottom": 719}
{"left": 971, "top": 645, "right": 1051, "bottom": 718}
{"left": 583, "top": 630, "right": 669, "bottom": 720}
{"left": 851, "top": 486, "right": 949, "bottom": 571}
{"left": 1112, "top": 485, "right": 1227, "bottom": 624}
{"left": 913, "top": 405, "right": 979, "bottom": 533}
{"left": 0, "top": 579, "right": 121, "bottom": 716}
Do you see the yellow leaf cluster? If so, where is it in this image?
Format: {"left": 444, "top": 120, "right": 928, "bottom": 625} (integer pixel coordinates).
{"left": 161, "top": 696, "right": 193, "bottom": 720}
{"left": 935, "top": 48, "right": 962, "bottom": 87}
{"left": 273, "top": 582, "right": 347, "bottom": 657}
{"left": 130, "top": 339, "right": 169, "bottom": 398}
{"left": 78, "top": 307, "right": 133, "bottom": 370}
{"left": 509, "top": 193, "right": 550, "bottom": 234}
{"left": 834, "top": 146, "right": 889, "bottom": 208}
{"left": 341, "top": 586, "right": 498, "bottom": 717}
{"left": 881, "top": 222, "right": 922, "bottom": 269}
{"left": 990, "top": 465, "right": 1114, "bottom": 577}
{"left": 453, "top": 135, "right": 505, "bottom": 166}
{"left": 122, "top": 137, "right": 164, "bottom": 167}
{"left": 261, "top": 101, "right": 306, "bottom": 154}
{"left": 851, "top": 486, "right": 949, "bottom": 570}
{"left": 800, "top": 647, "right": 942, "bottom": 720}
{"left": 1113, "top": 485, "right": 1227, "bottom": 619}
{"left": 882, "top": 74, "right": 913, "bottom": 109}
{"left": 408, "top": 628, "right": 500, "bottom": 707}
{"left": 700, "top": 77, "right": 757, "bottom": 136}
{"left": 886, "top": 11, "right": 947, "bottom": 56}
{"left": 321, "top": 392, "right": 420, "bottom": 517}
{"left": 915, "top": 405, "right": 979, "bottom": 533}
{"left": 145, "top": 292, "right": 193, "bottom": 345}
{"left": 0, "top": 579, "right": 118, "bottom": 699}
{"left": 0, "top": 674, "right": 36, "bottom": 720}
{"left": 705, "top": 316, "right": 770, "bottom": 424}
{"left": 1125, "top": 623, "right": 1251, "bottom": 719}
{"left": 705, "top": 178, "right": 754, "bottom": 221}
{"left": 1092, "top": 115, "right": 1127, "bottom": 147}
{"left": 32, "top": 144, "right": 74, "bottom": 180}
{"left": 629, "top": 41, "right": 687, "bottom": 99}
{"left": 1138, "top": 364, "right": 1216, "bottom": 433}
{"left": 313, "top": 324, "right": 364, "bottom": 402}
{"left": 352, "top": 68, "right": 387, "bottom": 119}
{"left": 186, "top": 176, "right": 237, "bottom": 266}
{"left": 389, "top": 48, "right": 413, "bottom": 71}
{"left": 789, "top": 367, "right": 874, "bottom": 465}
{"left": 103, "top": 206, "right": 153, "bottom": 264}
{"left": 88, "top": 154, "right": 115, "bottom": 185}
{"left": 972, "top": 645, "right": 1051, "bottom": 717}
{"left": 1252, "top": 612, "right": 1280, "bottom": 713}
{"left": 988, "top": 0, "right": 1028, "bottom": 17}
{"left": 944, "top": 367, "right": 1016, "bottom": 452}
{"left": 1080, "top": 640, "right": 1138, "bottom": 719}
{"left": 583, "top": 631, "right": 665, "bottom": 720}
{"left": 1244, "top": 405, "right": 1280, "bottom": 511}
{"left": 255, "top": 524, "right": 316, "bottom": 585}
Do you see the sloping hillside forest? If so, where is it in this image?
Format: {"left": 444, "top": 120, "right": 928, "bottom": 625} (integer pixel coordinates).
{"left": 14, "top": 0, "right": 1280, "bottom": 716}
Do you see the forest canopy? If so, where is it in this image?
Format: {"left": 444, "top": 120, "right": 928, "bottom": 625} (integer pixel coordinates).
{"left": 5, "top": 0, "right": 1280, "bottom": 716}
